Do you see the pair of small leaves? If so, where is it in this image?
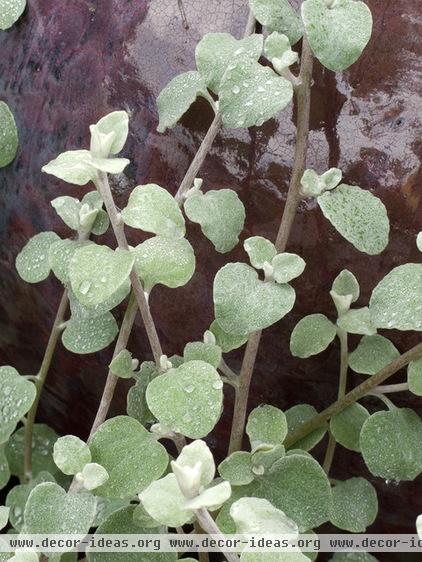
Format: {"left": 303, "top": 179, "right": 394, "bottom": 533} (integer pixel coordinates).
{"left": 110, "top": 349, "right": 138, "bottom": 379}
{"left": 301, "top": 168, "right": 342, "bottom": 198}
{"left": 264, "top": 32, "right": 299, "bottom": 72}
{"left": 51, "top": 192, "right": 109, "bottom": 236}
{"left": 249, "top": 0, "right": 303, "bottom": 45}
{"left": 183, "top": 341, "right": 222, "bottom": 369}
{"left": 0, "top": 101, "right": 19, "bottom": 166}
{"left": 329, "top": 477, "right": 378, "bottom": 533}
{"left": 0, "top": 366, "right": 36, "bottom": 444}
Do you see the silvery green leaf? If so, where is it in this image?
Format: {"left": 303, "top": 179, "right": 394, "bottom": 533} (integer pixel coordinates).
{"left": 218, "top": 452, "right": 254, "bottom": 486}
{"left": 140, "top": 474, "right": 193, "bottom": 527}
{"left": 90, "top": 416, "right": 168, "bottom": 498}
{"left": 51, "top": 196, "right": 81, "bottom": 230}
{"left": 183, "top": 341, "right": 222, "bottom": 368}
{"left": 264, "top": 32, "right": 299, "bottom": 71}
{"left": 408, "top": 358, "right": 422, "bottom": 397}
{"left": 132, "top": 502, "right": 161, "bottom": 529}
{"left": 184, "top": 189, "right": 245, "bottom": 253}
{"left": 332, "top": 269, "right": 360, "bottom": 302}
{"left": 348, "top": 335, "right": 399, "bottom": 375}
{"left": 70, "top": 245, "right": 134, "bottom": 306}
{"left": 246, "top": 405, "right": 288, "bottom": 451}
{"left": 91, "top": 111, "right": 129, "bottom": 156}
{"left": 175, "top": 440, "right": 215, "bottom": 488}
{"left": 0, "top": 102, "right": 19, "bottom": 166}
{"left": 360, "top": 408, "right": 422, "bottom": 481}
{"left": 219, "top": 58, "right": 293, "bottom": 128}
{"left": 300, "top": 169, "right": 324, "bottom": 197}
{"left": 127, "top": 379, "right": 155, "bottom": 426}
{"left": 329, "top": 477, "right": 378, "bottom": 533}
{"left": 91, "top": 209, "right": 110, "bottom": 236}
{"left": 78, "top": 463, "right": 109, "bottom": 491}
{"left": 24, "top": 482, "right": 96, "bottom": 537}
{"left": 195, "top": 33, "right": 263, "bottom": 93}
{"left": 337, "top": 307, "right": 376, "bottom": 336}
{"left": 214, "top": 263, "right": 295, "bottom": 335}
{"left": 244, "top": 236, "right": 277, "bottom": 270}
{"left": 0, "top": 506, "right": 9, "bottom": 531}
{"left": 53, "top": 435, "right": 91, "bottom": 475}
{"left": 89, "top": 156, "right": 129, "bottom": 174}
{"left": 321, "top": 168, "right": 342, "bottom": 190}
{"left": 48, "top": 239, "right": 91, "bottom": 284}
{"left": 81, "top": 190, "right": 103, "bottom": 211}
{"left": 317, "top": 184, "right": 389, "bottom": 255}
{"left": 330, "top": 554, "right": 379, "bottom": 562}
{"left": 330, "top": 403, "right": 369, "bottom": 452}
{"left": 249, "top": 0, "right": 303, "bottom": 45}
{"left": 231, "top": 497, "right": 298, "bottom": 537}
{"left": 146, "top": 360, "right": 223, "bottom": 439}
{"left": 369, "top": 264, "right": 422, "bottom": 331}
{"left": 0, "top": 366, "right": 36, "bottom": 444}
{"left": 156, "top": 71, "right": 212, "bottom": 133}
{"left": 209, "top": 319, "right": 248, "bottom": 353}
{"left": 92, "top": 497, "right": 129, "bottom": 529}
{"left": 302, "top": 0, "right": 373, "bottom": 72}
{"left": 330, "top": 290, "right": 353, "bottom": 316}
{"left": 110, "top": 350, "right": 136, "bottom": 379}
{"left": 62, "top": 312, "right": 118, "bottom": 354}
{"left": 16, "top": 232, "right": 60, "bottom": 283}
{"left": 69, "top": 280, "right": 130, "bottom": 319}
{"left": 285, "top": 404, "right": 328, "bottom": 451}
{"left": 290, "top": 313, "right": 336, "bottom": 358}
{"left": 42, "top": 150, "right": 97, "bottom": 186}
{"left": 185, "top": 481, "right": 231, "bottom": 511}
{"left": 251, "top": 444, "right": 285, "bottom": 474}
{"left": 272, "top": 253, "right": 305, "bottom": 284}
{"left": 122, "top": 183, "right": 185, "bottom": 237}
{"left": 0, "top": 445, "right": 10, "bottom": 490}
{"left": 133, "top": 236, "right": 195, "bottom": 293}
{"left": 0, "top": 0, "right": 26, "bottom": 30}
{"left": 6, "top": 425, "right": 61, "bottom": 482}
{"left": 417, "top": 232, "right": 422, "bottom": 252}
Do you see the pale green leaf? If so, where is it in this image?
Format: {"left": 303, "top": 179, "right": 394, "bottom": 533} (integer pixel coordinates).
{"left": 51, "top": 196, "right": 81, "bottom": 230}
{"left": 62, "top": 312, "right": 118, "bottom": 354}
{"left": 183, "top": 341, "right": 222, "bottom": 368}
{"left": 264, "top": 32, "right": 299, "bottom": 70}
{"left": 89, "top": 156, "right": 129, "bottom": 175}
{"left": 272, "top": 253, "right": 306, "bottom": 284}
{"left": 290, "top": 313, "right": 336, "bottom": 358}
{"left": 337, "top": 307, "right": 376, "bottom": 336}
{"left": 302, "top": 0, "right": 373, "bottom": 72}
{"left": 92, "top": 497, "right": 129, "bottom": 528}
{"left": 0, "top": 102, "right": 19, "bottom": 166}
{"left": 0, "top": 366, "right": 36, "bottom": 444}
{"left": 348, "top": 335, "right": 399, "bottom": 375}
{"left": 195, "top": 33, "right": 263, "bottom": 93}
{"left": 132, "top": 502, "right": 160, "bottom": 529}
{"left": 218, "top": 452, "right": 254, "bottom": 486}
{"left": 0, "top": 0, "right": 26, "bottom": 30}
{"left": 0, "top": 506, "right": 9, "bottom": 531}
{"left": 133, "top": 236, "right": 195, "bottom": 293}
{"left": 214, "top": 263, "right": 295, "bottom": 335}
{"left": 109, "top": 349, "right": 136, "bottom": 379}
{"left": 69, "top": 281, "right": 130, "bottom": 319}
{"left": 408, "top": 358, "right": 422, "bottom": 397}
{"left": 300, "top": 169, "right": 325, "bottom": 198}
{"left": 231, "top": 497, "right": 298, "bottom": 536}
{"left": 140, "top": 473, "right": 193, "bottom": 527}
{"left": 285, "top": 404, "right": 328, "bottom": 451}
{"left": 317, "top": 184, "right": 389, "bottom": 255}
{"left": 360, "top": 408, "right": 422, "bottom": 481}
{"left": 48, "top": 239, "right": 91, "bottom": 284}
{"left": 209, "top": 319, "right": 248, "bottom": 353}
{"left": 330, "top": 403, "right": 369, "bottom": 452}
{"left": 70, "top": 245, "right": 134, "bottom": 306}
{"left": 78, "top": 463, "right": 109, "bottom": 491}
{"left": 332, "top": 269, "right": 359, "bottom": 302}
{"left": 91, "top": 111, "right": 129, "bottom": 156}
{"left": 16, "top": 232, "right": 60, "bottom": 283}
{"left": 146, "top": 360, "right": 223, "bottom": 439}
{"left": 175, "top": 440, "right": 215, "bottom": 489}
{"left": 246, "top": 405, "right": 288, "bottom": 451}
{"left": 369, "top": 264, "right": 422, "bottom": 331}
{"left": 53, "top": 435, "right": 91, "bottom": 475}
{"left": 91, "top": 209, "right": 110, "bottom": 236}
{"left": 122, "top": 184, "right": 185, "bottom": 237}
{"left": 249, "top": 0, "right": 303, "bottom": 45}
{"left": 184, "top": 189, "right": 245, "bottom": 253}
{"left": 219, "top": 58, "right": 293, "bottom": 128}
{"left": 89, "top": 416, "right": 168, "bottom": 498}
{"left": 329, "top": 477, "right": 378, "bottom": 532}
{"left": 244, "top": 236, "right": 277, "bottom": 269}
{"left": 127, "top": 378, "right": 155, "bottom": 426}
{"left": 42, "top": 150, "right": 97, "bottom": 186}
{"left": 0, "top": 445, "right": 10, "bottom": 490}
{"left": 417, "top": 232, "right": 422, "bottom": 252}
{"left": 251, "top": 444, "right": 285, "bottom": 474}
{"left": 156, "top": 71, "right": 211, "bottom": 133}
{"left": 185, "top": 481, "right": 231, "bottom": 511}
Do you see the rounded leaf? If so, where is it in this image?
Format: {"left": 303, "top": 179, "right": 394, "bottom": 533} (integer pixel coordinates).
{"left": 408, "top": 357, "right": 422, "bottom": 397}
{"left": 0, "top": 366, "right": 36, "bottom": 444}
{"left": 16, "top": 232, "right": 60, "bottom": 283}
{"left": 209, "top": 319, "right": 248, "bottom": 353}
{"left": 78, "top": 463, "right": 109, "bottom": 491}
{"left": 53, "top": 435, "right": 91, "bottom": 475}
{"left": 91, "top": 111, "right": 129, "bottom": 156}
{"left": 329, "top": 477, "right": 378, "bottom": 532}
{"left": 62, "top": 312, "right": 118, "bottom": 354}
{"left": 272, "top": 253, "right": 305, "bottom": 284}
{"left": 290, "top": 313, "right": 336, "bottom": 358}
{"left": 244, "top": 236, "right": 277, "bottom": 270}
{"left": 285, "top": 404, "right": 328, "bottom": 451}
{"left": 51, "top": 196, "right": 81, "bottom": 230}
{"left": 332, "top": 269, "right": 360, "bottom": 302}
{"left": 109, "top": 349, "right": 136, "bottom": 379}
{"left": 337, "top": 307, "right": 376, "bottom": 336}
{"left": 42, "top": 150, "right": 97, "bottom": 186}
{"left": 246, "top": 405, "right": 288, "bottom": 450}
{"left": 183, "top": 341, "right": 222, "bottom": 368}
{"left": 0, "top": 101, "right": 19, "bottom": 166}
{"left": 218, "top": 452, "right": 254, "bottom": 486}
{"left": 140, "top": 474, "right": 193, "bottom": 527}
{"left": 249, "top": 0, "right": 303, "bottom": 45}
{"left": 348, "top": 335, "right": 399, "bottom": 375}
{"left": 330, "top": 403, "right": 369, "bottom": 452}
{"left": 231, "top": 497, "right": 298, "bottom": 536}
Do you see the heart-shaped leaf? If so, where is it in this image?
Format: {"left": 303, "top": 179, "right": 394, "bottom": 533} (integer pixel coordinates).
{"left": 330, "top": 403, "right": 369, "bottom": 452}
{"left": 0, "top": 366, "right": 36, "bottom": 444}
{"left": 209, "top": 319, "right": 248, "bottom": 353}
{"left": 53, "top": 435, "right": 91, "bottom": 475}
{"left": 329, "top": 477, "right": 378, "bottom": 532}
{"left": 62, "top": 312, "right": 118, "bottom": 354}
{"left": 218, "top": 452, "right": 255, "bottom": 486}
{"left": 369, "top": 264, "right": 422, "bottom": 331}
{"left": 317, "top": 184, "right": 389, "bottom": 255}
{"left": 156, "top": 71, "right": 212, "bottom": 133}
{"left": 219, "top": 58, "right": 293, "bottom": 128}
{"left": 285, "top": 404, "right": 328, "bottom": 451}
{"left": 360, "top": 408, "right": 422, "bottom": 481}
{"left": 16, "top": 232, "right": 60, "bottom": 283}
{"left": 42, "top": 150, "right": 97, "bottom": 186}
{"left": 231, "top": 497, "right": 299, "bottom": 537}
{"left": 246, "top": 405, "right": 288, "bottom": 451}
{"left": 109, "top": 349, "right": 136, "bottom": 379}
{"left": 302, "top": 0, "right": 373, "bottom": 71}
{"left": 332, "top": 269, "right": 360, "bottom": 302}
{"left": 348, "top": 335, "right": 399, "bottom": 375}
{"left": 51, "top": 196, "right": 81, "bottom": 230}
{"left": 214, "top": 263, "right": 296, "bottom": 335}
{"left": 183, "top": 341, "right": 222, "bottom": 369}
{"left": 89, "top": 416, "right": 168, "bottom": 498}
{"left": 195, "top": 33, "right": 263, "bottom": 93}
{"left": 0, "top": 101, "right": 19, "bottom": 166}
{"left": 70, "top": 245, "right": 134, "bottom": 307}
{"left": 249, "top": 0, "right": 303, "bottom": 45}
{"left": 133, "top": 236, "right": 195, "bottom": 293}
{"left": 122, "top": 184, "right": 185, "bottom": 237}
{"left": 337, "top": 307, "right": 376, "bottom": 336}
{"left": 146, "top": 360, "right": 223, "bottom": 439}
{"left": 184, "top": 189, "right": 245, "bottom": 253}
{"left": 408, "top": 358, "right": 422, "bottom": 397}
{"left": 244, "top": 236, "right": 277, "bottom": 270}
{"left": 290, "top": 313, "right": 336, "bottom": 358}
{"left": 48, "top": 240, "right": 91, "bottom": 284}
{"left": 272, "top": 253, "right": 305, "bottom": 284}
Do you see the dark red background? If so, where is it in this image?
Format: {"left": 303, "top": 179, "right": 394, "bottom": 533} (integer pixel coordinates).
{"left": 0, "top": 1, "right": 421, "bottom": 559}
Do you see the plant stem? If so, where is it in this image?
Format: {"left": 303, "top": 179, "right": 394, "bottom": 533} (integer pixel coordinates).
{"left": 374, "top": 382, "right": 409, "bottom": 394}
{"left": 194, "top": 508, "right": 240, "bottom": 562}
{"left": 285, "top": 341, "right": 422, "bottom": 448}
{"left": 228, "top": 37, "right": 314, "bottom": 454}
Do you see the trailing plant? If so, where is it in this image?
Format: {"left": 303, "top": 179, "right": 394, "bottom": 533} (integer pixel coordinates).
{"left": 1, "top": 0, "right": 422, "bottom": 561}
